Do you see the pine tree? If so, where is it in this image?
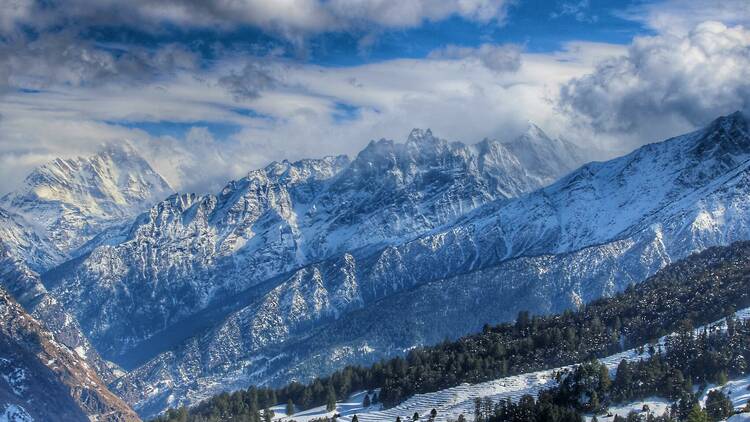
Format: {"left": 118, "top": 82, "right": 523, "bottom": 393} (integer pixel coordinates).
{"left": 262, "top": 407, "right": 273, "bottom": 422}
{"left": 430, "top": 408, "right": 437, "bottom": 421}
{"left": 705, "top": 390, "right": 734, "bottom": 421}
{"left": 286, "top": 399, "right": 295, "bottom": 416}
{"left": 363, "top": 394, "right": 371, "bottom": 407}
{"left": 326, "top": 385, "right": 337, "bottom": 412}
{"left": 413, "top": 411, "right": 420, "bottom": 421}
{"left": 352, "top": 415, "right": 359, "bottom": 422}
{"left": 176, "top": 407, "right": 188, "bottom": 422}
{"left": 717, "top": 371, "right": 729, "bottom": 386}
{"left": 589, "top": 391, "right": 600, "bottom": 412}
{"left": 686, "top": 405, "right": 710, "bottom": 422}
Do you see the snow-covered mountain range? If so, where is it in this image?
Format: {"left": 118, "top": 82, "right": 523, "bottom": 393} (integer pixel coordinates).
{"left": 5, "top": 114, "right": 750, "bottom": 418}
{"left": 40, "top": 126, "right": 589, "bottom": 364}
{"left": 107, "top": 111, "right": 750, "bottom": 416}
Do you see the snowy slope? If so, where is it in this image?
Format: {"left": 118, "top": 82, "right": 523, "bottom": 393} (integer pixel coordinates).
{"left": 0, "top": 220, "right": 117, "bottom": 386}
{"left": 0, "top": 287, "right": 140, "bottom": 422}
{"left": 116, "top": 112, "right": 750, "bottom": 417}
{"left": 45, "top": 128, "right": 588, "bottom": 362}
{"left": 271, "top": 307, "right": 750, "bottom": 422}
{"left": 597, "top": 376, "right": 750, "bottom": 422}
{"left": 0, "top": 208, "right": 62, "bottom": 276}
{"left": 0, "top": 142, "right": 173, "bottom": 269}
{"left": 0, "top": 144, "right": 173, "bottom": 389}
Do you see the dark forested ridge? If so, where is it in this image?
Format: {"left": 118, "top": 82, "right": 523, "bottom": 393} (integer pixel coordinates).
{"left": 153, "top": 241, "right": 750, "bottom": 422}
{"left": 473, "top": 310, "right": 750, "bottom": 422}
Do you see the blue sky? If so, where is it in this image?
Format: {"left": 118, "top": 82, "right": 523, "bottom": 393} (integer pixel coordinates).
{"left": 0, "top": 0, "right": 749, "bottom": 194}
{"left": 302, "top": 0, "right": 648, "bottom": 63}
{"left": 83, "top": 0, "right": 649, "bottom": 66}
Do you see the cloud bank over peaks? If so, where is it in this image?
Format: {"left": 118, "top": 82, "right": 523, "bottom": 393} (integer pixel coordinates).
{"left": 559, "top": 21, "right": 750, "bottom": 146}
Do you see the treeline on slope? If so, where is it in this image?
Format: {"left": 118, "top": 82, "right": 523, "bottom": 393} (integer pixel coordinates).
{"left": 469, "top": 312, "right": 750, "bottom": 422}
{"left": 153, "top": 241, "right": 750, "bottom": 422}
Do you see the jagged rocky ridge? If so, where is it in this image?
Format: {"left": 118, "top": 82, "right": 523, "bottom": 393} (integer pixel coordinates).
{"left": 0, "top": 286, "right": 140, "bottom": 421}
{"left": 0, "top": 144, "right": 174, "bottom": 394}
{"left": 112, "top": 111, "right": 750, "bottom": 416}
{"left": 0, "top": 239, "right": 117, "bottom": 384}
{"left": 43, "top": 127, "right": 590, "bottom": 364}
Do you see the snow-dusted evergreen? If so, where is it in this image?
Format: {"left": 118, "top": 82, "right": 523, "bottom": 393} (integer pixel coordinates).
{"left": 264, "top": 307, "right": 750, "bottom": 422}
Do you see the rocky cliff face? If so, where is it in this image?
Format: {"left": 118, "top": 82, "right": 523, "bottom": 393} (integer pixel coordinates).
{"left": 114, "top": 112, "right": 750, "bottom": 416}
{"left": 0, "top": 240, "right": 117, "bottom": 385}
{"left": 0, "top": 286, "right": 140, "bottom": 421}
{"left": 0, "top": 144, "right": 173, "bottom": 398}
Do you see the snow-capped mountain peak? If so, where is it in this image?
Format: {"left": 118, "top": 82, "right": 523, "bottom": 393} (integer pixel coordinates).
{"left": 404, "top": 128, "right": 438, "bottom": 148}
{"left": 520, "top": 121, "right": 550, "bottom": 141}
{"left": 0, "top": 142, "right": 174, "bottom": 267}
{"left": 500, "top": 121, "right": 592, "bottom": 182}
{"left": 689, "top": 110, "right": 750, "bottom": 160}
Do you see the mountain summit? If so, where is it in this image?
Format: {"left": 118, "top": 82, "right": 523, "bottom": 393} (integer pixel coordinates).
{"left": 1, "top": 142, "right": 173, "bottom": 268}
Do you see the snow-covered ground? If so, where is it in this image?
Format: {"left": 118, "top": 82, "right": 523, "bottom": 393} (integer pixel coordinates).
{"left": 273, "top": 307, "right": 750, "bottom": 421}
{"left": 587, "top": 373, "right": 750, "bottom": 422}
{"left": 588, "top": 397, "right": 672, "bottom": 421}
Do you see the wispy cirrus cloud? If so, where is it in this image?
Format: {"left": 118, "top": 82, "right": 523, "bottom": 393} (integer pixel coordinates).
{"left": 617, "top": 0, "right": 750, "bottom": 35}
{"left": 550, "top": 0, "right": 598, "bottom": 23}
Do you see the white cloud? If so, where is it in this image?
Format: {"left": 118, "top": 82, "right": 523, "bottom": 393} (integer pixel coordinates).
{"left": 9, "top": 2, "right": 750, "bottom": 197}
{"left": 218, "top": 62, "right": 281, "bottom": 101}
{"left": 0, "top": 0, "right": 33, "bottom": 33}
{"left": 428, "top": 43, "right": 522, "bottom": 73}
{"left": 2, "top": 0, "right": 512, "bottom": 40}
{"left": 323, "top": 0, "right": 509, "bottom": 28}
{"left": 0, "top": 41, "right": 618, "bottom": 195}
{"left": 0, "top": 30, "right": 200, "bottom": 93}
{"left": 559, "top": 21, "right": 750, "bottom": 145}
{"left": 619, "top": 0, "right": 750, "bottom": 36}
{"left": 551, "top": 0, "right": 597, "bottom": 23}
